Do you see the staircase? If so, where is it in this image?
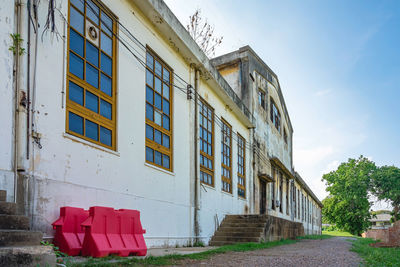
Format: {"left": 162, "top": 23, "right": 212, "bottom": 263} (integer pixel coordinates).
{"left": 209, "top": 215, "right": 267, "bottom": 246}
{"left": 0, "top": 190, "right": 56, "bottom": 266}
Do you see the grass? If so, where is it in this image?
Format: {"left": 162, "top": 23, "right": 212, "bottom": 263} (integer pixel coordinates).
{"left": 322, "top": 230, "right": 355, "bottom": 237}
{"left": 350, "top": 237, "right": 400, "bottom": 267}
{"left": 297, "top": 234, "right": 333, "bottom": 240}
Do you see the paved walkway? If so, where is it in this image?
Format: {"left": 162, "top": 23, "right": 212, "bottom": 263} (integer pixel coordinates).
{"left": 176, "top": 237, "right": 361, "bottom": 267}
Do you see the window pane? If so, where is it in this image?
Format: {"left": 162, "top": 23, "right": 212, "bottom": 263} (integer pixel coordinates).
{"left": 86, "top": 63, "right": 99, "bottom": 88}
{"left": 100, "top": 99, "right": 112, "bottom": 119}
{"left": 146, "top": 147, "right": 154, "bottom": 162}
{"left": 146, "top": 103, "right": 153, "bottom": 121}
{"left": 163, "top": 68, "right": 170, "bottom": 83}
{"left": 71, "top": 0, "right": 84, "bottom": 11}
{"left": 86, "top": 0, "right": 99, "bottom": 25}
{"left": 69, "top": 81, "right": 83, "bottom": 105}
{"left": 155, "top": 61, "right": 162, "bottom": 77}
{"left": 146, "top": 86, "right": 153, "bottom": 105}
{"left": 101, "top": 32, "right": 112, "bottom": 56}
{"left": 85, "top": 91, "right": 98, "bottom": 113}
{"left": 155, "top": 77, "right": 162, "bottom": 94}
{"left": 154, "top": 129, "right": 162, "bottom": 145}
{"left": 101, "top": 52, "right": 112, "bottom": 76}
{"left": 86, "top": 41, "right": 99, "bottom": 67}
{"left": 70, "top": 6, "right": 84, "bottom": 34}
{"left": 163, "top": 115, "right": 170, "bottom": 130}
{"left": 163, "top": 99, "right": 169, "bottom": 115}
{"left": 162, "top": 134, "right": 170, "bottom": 148}
{"left": 155, "top": 93, "right": 162, "bottom": 110}
{"left": 70, "top": 29, "right": 84, "bottom": 57}
{"left": 100, "top": 73, "right": 112, "bottom": 96}
{"left": 155, "top": 151, "right": 162, "bottom": 165}
{"left": 162, "top": 154, "right": 170, "bottom": 169}
{"left": 163, "top": 83, "right": 169, "bottom": 100}
{"left": 154, "top": 110, "right": 162, "bottom": 126}
{"left": 146, "top": 53, "right": 154, "bottom": 70}
{"left": 146, "top": 69, "right": 153, "bottom": 87}
{"left": 101, "top": 13, "right": 113, "bottom": 35}
{"left": 69, "top": 52, "right": 84, "bottom": 79}
{"left": 85, "top": 120, "right": 98, "bottom": 140}
{"left": 69, "top": 112, "right": 83, "bottom": 135}
{"left": 146, "top": 125, "right": 153, "bottom": 140}
{"left": 100, "top": 126, "right": 112, "bottom": 146}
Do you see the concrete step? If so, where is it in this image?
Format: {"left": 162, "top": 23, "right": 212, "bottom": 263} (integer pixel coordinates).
{"left": 210, "top": 236, "right": 261, "bottom": 243}
{"left": 218, "top": 226, "right": 265, "bottom": 233}
{"left": 0, "top": 191, "right": 6, "bottom": 202}
{"left": 221, "top": 222, "right": 266, "bottom": 228}
{"left": 225, "top": 215, "right": 266, "bottom": 219}
{"left": 0, "top": 202, "right": 17, "bottom": 215}
{"left": 213, "top": 231, "right": 262, "bottom": 238}
{"left": 0, "top": 215, "right": 29, "bottom": 230}
{"left": 0, "top": 230, "right": 42, "bottom": 247}
{"left": 223, "top": 218, "right": 267, "bottom": 224}
{"left": 0, "top": 245, "right": 56, "bottom": 267}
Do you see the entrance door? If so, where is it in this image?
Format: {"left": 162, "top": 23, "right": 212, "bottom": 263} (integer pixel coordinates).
{"left": 260, "top": 179, "right": 266, "bottom": 214}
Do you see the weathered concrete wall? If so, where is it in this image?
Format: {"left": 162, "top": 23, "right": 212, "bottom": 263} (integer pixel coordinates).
{"left": 262, "top": 215, "right": 304, "bottom": 241}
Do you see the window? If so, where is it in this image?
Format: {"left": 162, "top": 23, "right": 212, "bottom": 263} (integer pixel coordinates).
{"left": 66, "top": 0, "right": 117, "bottom": 149}
{"left": 199, "top": 99, "right": 214, "bottom": 186}
{"left": 271, "top": 167, "right": 276, "bottom": 210}
{"left": 145, "top": 49, "right": 173, "bottom": 171}
{"left": 284, "top": 128, "right": 288, "bottom": 144}
{"left": 286, "top": 179, "right": 290, "bottom": 215}
{"left": 221, "top": 119, "right": 232, "bottom": 193}
{"left": 270, "top": 98, "right": 281, "bottom": 132}
{"left": 279, "top": 171, "right": 283, "bottom": 213}
{"left": 293, "top": 185, "right": 297, "bottom": 219}
{"left": 237, "top": 134, "right": 246, "bottom": 198}
{"left": 258, "top": 89, "right": 266, "bottom": 109}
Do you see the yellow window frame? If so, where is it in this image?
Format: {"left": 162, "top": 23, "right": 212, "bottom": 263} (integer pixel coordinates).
{"left": 221, "top": 118, "right": 232, "bottom": 193}
{"left": 199, "top": 98, "right": 214, "bottom": 186}
{"left": 237, "top": 133, "right": 246, "bottom": 198}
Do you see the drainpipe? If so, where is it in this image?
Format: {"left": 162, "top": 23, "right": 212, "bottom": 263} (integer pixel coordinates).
{"left": 193, "top": 69, "right": 200, "bottom": 243}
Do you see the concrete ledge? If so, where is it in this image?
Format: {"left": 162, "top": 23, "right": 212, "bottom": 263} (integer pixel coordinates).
{"left": 0, "top": 245, "right": 56, "bottom": 267}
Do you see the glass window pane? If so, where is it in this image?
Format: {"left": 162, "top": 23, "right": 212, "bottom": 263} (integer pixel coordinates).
{"left": 101, "top": 12, "right": 113, "bottom": 35}
{"left": 146, "top": 86, "right": 153, "bottom": 105}
{"left": 146, "top": 103, "right": 153, "bottom": 121}
{"left": 100, "top": 99, "right": 112, "bottom": 119}
{"left": 101, "top": 52, "right": 112, "bottom": 76}
{"left": 163, "top": 99, "right": 169, "bottom": 115}
{"left": 85, "top": 120, "right": 98, "bottom": 141}
{"left": 162, "top": 134, "right": 170, "bottom": 148}
{"left": 155, "top": 151, "right": 162, "bottom": 165}
{"left": 146, "top": 53, "right": 154, "bottom": 70}
{"left": 163, "top": 83, "right": 169, "bottom": 100}
{"left": 100, "top": 73, "right": 112, "bottom": 96}
{"left": 163, "top": 68, "right": 170, "bottom": 83}
{"left": 146, "top": 147, "right": 154, "bottom": 162}
{"left": 155, "top": 60, "right": 162, "bottom": 77}
{"left": 86, "top": 63, "right": 99, "bottom": 88}
{"left": 100, "top": 126, "right": 112, "bottom": 146}
{"left": 154, "top": 129, "right": 162, "bottom": 145}
{"left": 155, "top": 110, "right": 162, "bottom": 126}
{"left": 86, "top": 41, "right": 99, "bottom": 67}
{"left": 71, "top": 0, "right": 84, "bottom": 11}
{"left": 101, "top": 32, "right": 112, "bottom": 56}
{"left": 86, "top": 0, "right": 99, "bottom": 25}
{"left": 163, "top": 115, "right": 169, "bottom": 130}
{"left": 155, "top": 93, "right": 162, "bottom": 110}
{"left": 69, "top": 81, "right": 83, "bottom": 105}
{"left": 146, "top": 124, "right": 153, "bottom": 140}
{"left": 85, "top": 91, "right": 98, "bottom": 113}
{"left": 69, "top": 112, "right": 83, "bottom": 135}
{"left": 155, "top": 77, "right": 162, "bottom": 94}
{"left": 146, "top": 69, "right": 153, "bottom": 87}
{"left": 162, "top": 154, "right": 170, "bottom": 169}
{"left": 70, "top": 6, "right": 84, "bottom": 34}
{"left": 70, "top": 29, "right": 84, "bottom": 57}
{"left": 69, "top": 52, "right": 84, "bottom": 79}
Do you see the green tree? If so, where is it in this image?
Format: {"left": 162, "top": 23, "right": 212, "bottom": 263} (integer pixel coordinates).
{"left": 322, "top": 156, "right": 376, "bottom": 235}
{"left": 371, "top": 166, "right": 400, "bottom": 222}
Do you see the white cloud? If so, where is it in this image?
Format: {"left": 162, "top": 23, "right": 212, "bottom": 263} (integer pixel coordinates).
{"left": 315, "top": 89, "right": 331, "bottom": 97}
{"left": 294, "top": 146, "right": 334, "bottom": 167}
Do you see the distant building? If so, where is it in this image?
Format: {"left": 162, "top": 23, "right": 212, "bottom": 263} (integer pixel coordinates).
{"left": 370, "top": 213, "right": 392, "bottom": 229}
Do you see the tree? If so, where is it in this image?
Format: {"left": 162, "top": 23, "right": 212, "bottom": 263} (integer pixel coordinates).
{"left": 187, "top": 9, "right": 223, "bottom": 57}
{"left": 322, "top": 156, "right": 376, "bottom": 235}
{"left": 371, "top": 165, "right": 400, "bottom": 222}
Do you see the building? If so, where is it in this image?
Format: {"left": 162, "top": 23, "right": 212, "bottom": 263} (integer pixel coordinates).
{"left": 0, "top": 0, "right": 321, "bottom": 248}
{"left": 370, "top": 213, "right": 392, "bottom": 230}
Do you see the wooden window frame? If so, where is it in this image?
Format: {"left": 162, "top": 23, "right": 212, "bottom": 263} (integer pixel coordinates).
{"left": 237, "top": 133, "right": 246, "bottom": 198}
{"left": 271, "top": 166, "right": 276, "bottom": 210}
{"left": 66, "top": 0, "right": 118, "bottom": 150}
{"left": 221, "top": 118, "right": 232, "bottom": 194}
{"left": 279, "top": 171, "right": 283, "bottom": 213}
{"left": 286, "top": 178, "right": 290, "bottom": 215}
{"left": 199, "top": 98, "right": 214, "bottom": 186}
{"left": 270, "top": 98, "right": 281, "bottom": 133}
{"left": 145, "top": 47, "right": 174, "bottom": 171}
{"left": 258, "top": 89, "right": 266, "bottom": 110}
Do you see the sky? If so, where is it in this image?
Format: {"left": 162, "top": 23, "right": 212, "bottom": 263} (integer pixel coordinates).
{"left": 164, "top": 0, "right": 400, "bottom": 209}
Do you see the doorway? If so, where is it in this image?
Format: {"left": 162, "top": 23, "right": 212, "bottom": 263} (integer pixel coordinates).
{"left": 260, "top": 179, "right": 266, "bottom": 214}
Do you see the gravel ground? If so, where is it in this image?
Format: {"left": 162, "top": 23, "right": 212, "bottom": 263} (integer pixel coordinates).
{"left": 175, "top": 237, "right": 361, "bottom": 267}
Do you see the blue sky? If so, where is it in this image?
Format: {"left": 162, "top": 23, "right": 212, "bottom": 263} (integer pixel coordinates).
{"left": 165, "top": 0, "right": 400, "bottom": 206}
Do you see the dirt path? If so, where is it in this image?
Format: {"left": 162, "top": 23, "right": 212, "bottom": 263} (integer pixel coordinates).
{"left": 176, "top": 237, "right": 361, "bottom": 267}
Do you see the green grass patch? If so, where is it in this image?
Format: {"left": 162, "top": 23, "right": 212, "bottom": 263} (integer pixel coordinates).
{"left": 66, "top": 239, "right": 297, "bottom": 266}
{"left": 350, "top": 237, "right": 400, "bottom": 267}
{"left": 297, "top": 234, "right": 333, "bottom": 240}
{"left": 322, "top": 230, "right": 355, "bottom": 237}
